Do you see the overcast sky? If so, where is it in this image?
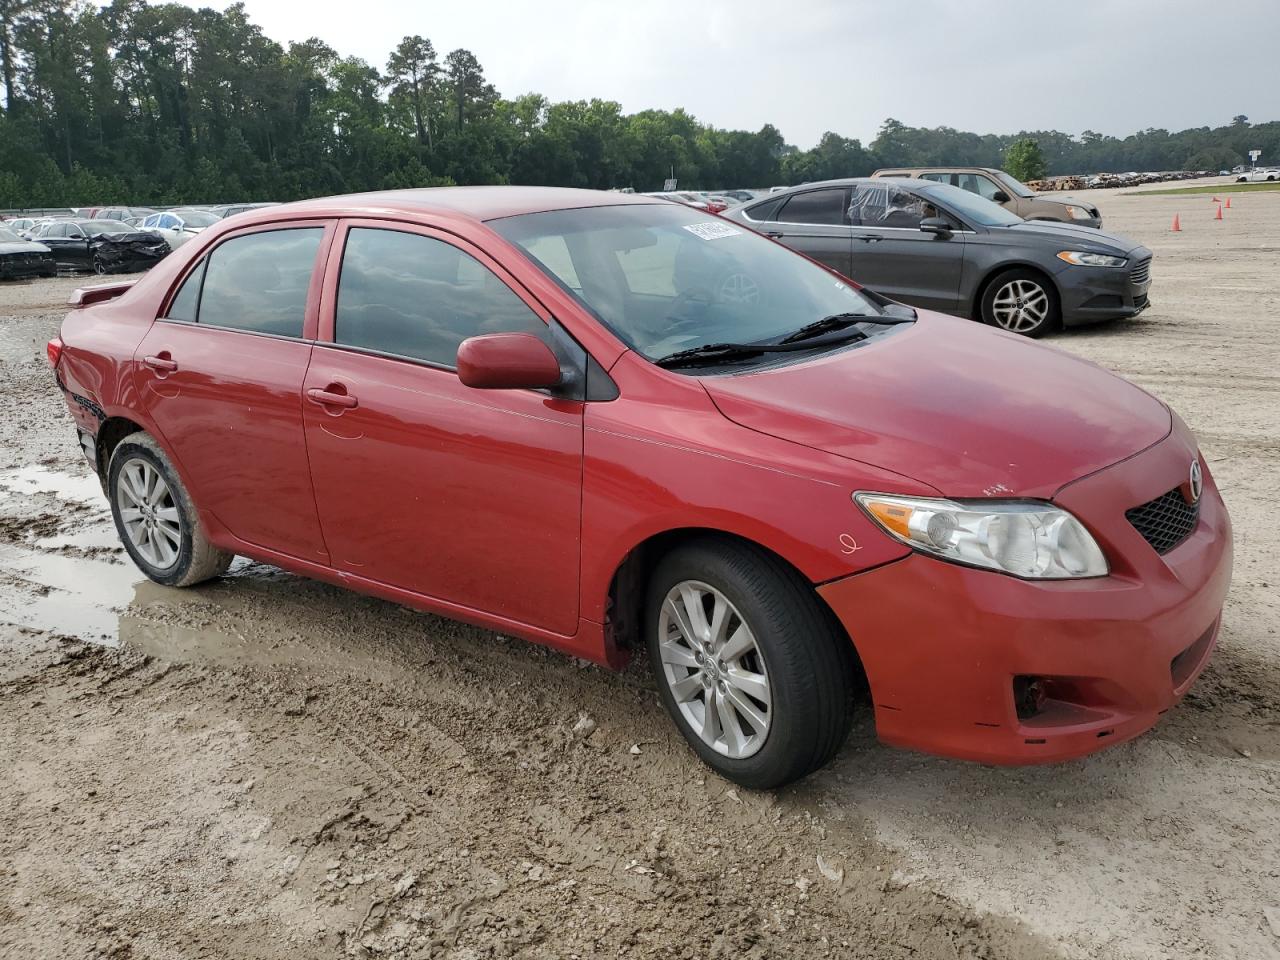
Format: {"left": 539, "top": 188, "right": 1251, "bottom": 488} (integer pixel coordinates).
{"left": 223, "top": 0, "right": 1274, "bottom": 148}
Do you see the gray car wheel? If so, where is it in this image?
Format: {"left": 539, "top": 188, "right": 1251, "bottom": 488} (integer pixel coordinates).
{"left": 980, "top": 268, "right": 1060, "bottom": 338}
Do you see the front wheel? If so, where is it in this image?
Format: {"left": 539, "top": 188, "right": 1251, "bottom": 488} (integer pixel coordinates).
{"left": 92, "top": 256, "right": 107, "bottom": 275}
{"left": 980, "top": 268, "right": 1060, "bottom": 338}
{"left": 108, "top": 433, "right": 233, "bottom": 587}
{"left": 645, "top": 539, "right": 853, "bottom": 789}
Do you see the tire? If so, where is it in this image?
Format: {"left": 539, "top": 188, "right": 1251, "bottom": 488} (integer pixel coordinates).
{"left": 108, "top": 433, "right": 233, "bottom": 587}
{"left": 979, "top": 268, "right": 1060, "bottom": 338}
{"left": 645, "top": 538, "right": 853, "bottom": 789}
{"left": 92, "top": 256, "right": 107, "bottom": 275}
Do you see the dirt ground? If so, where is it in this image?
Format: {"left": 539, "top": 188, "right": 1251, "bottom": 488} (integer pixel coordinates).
{"left": 1, "top": 178, "right": 1278, "bottom": 960}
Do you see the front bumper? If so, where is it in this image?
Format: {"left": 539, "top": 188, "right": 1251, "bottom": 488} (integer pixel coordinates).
{"left": 819, "top": 425, "right": 1232, "bottom": 764}
{"left": 1058, "top": 254, "right": 1152, "bottom": 326}
{"left": 0, "top": 255, "right": 56, "bottom": 279}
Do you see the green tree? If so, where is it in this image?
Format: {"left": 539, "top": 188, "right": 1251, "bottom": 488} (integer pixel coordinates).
{"left": 1004, "top": 138, "right": 1046, "bottom": 182}
{"left": 387, "top": 35, "right": 438, "bottom": 147}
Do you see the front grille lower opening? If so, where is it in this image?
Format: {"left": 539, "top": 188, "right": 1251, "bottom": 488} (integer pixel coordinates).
{"left": 1125, "top": 486, "right": 1198, "bottom": 555}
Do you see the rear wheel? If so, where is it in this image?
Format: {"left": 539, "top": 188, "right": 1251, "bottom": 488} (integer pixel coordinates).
{"left": 645, "top": 538, "right": 853, "bottom": 789}
{"left": 108, "top": 433, "right": 233, "bottom": 587}
{"left": 980, "top": 268, "right": 1060, "bottom": 338}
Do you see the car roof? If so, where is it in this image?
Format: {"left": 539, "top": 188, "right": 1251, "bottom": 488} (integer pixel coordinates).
{"left": 754, "top": 177, "right": 925, "bottom": 194}
{"left": 872, "top": 166, "right": 1000, "bottom": 175}
{"left": 261, "top": 186, "right": 664, "bottom": 224}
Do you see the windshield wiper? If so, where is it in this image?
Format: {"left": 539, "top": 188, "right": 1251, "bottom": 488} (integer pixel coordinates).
{"left": 779, "top": 312, "right": 915, "bottom": 344}
{"left": 655, "top": 327, "right": 878, "bottom": 368}
{"left": 653, "top": 342, "right": 769, "bottom": 369}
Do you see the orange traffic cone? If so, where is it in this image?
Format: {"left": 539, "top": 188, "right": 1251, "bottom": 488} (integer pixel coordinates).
{"left": 1215, "top": 204, "right": 1223, "bottom": 220}
{"left": 1172, "top": 214, "right": 1181, "bottom": 232}
{"left": 1226, "top": 196, "right": 1232, "bottom": 209}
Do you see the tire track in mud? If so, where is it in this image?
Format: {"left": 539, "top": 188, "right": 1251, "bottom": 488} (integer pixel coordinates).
{"left": 1, "top": 634, "right": 1059, "bottom": 959}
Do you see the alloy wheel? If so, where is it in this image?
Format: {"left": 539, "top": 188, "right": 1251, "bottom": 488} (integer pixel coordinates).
{"left": 116, "top": 458, "right": 181, "bottom": 569}
{"left": 657, "top": 580, "right": 771, "bottom": 758}
{"left": 991, "top": 278, "right": 1050, "bottom": 333}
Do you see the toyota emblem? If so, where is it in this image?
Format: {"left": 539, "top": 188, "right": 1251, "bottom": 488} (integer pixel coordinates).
{"left": 1188, "top": 459, "right": 1203, "bottom": 503}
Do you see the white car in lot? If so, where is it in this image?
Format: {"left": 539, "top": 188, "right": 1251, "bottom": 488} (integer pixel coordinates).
{"left": 138, "top": 209, "right": 221, "bottom": 250}
{"left": 1236, "top": 168, "right": 1279, "bottom": 183}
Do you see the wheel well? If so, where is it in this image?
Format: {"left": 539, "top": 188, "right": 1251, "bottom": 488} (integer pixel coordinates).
{"left": 604, "top": 528, "right": 866, "bottom": 690}
{"left": 971, "top": 263, "right": 1059, "bottom": 321}
{"left": 95, "top": 417, "right": 144, "bottom": 482}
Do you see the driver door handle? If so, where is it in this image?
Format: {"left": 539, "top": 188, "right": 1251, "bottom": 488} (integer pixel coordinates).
{"left": 764, "top": 230, "right": 784, "bottom": 238}
{"left": 855, "top": 236, "right": 883, "bottom": 244}
{"left": 307, "top": 387, "right": 358, "bottom": 409}
{"left": 143, "top": 354, "right": 178, "bottom": 372}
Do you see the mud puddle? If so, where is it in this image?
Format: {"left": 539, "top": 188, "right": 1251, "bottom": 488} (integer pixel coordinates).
{"left": 0, "top": 464, "right": 104, "bottom": 503}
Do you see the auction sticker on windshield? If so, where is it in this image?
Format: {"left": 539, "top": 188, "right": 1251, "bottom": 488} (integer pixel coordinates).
{"left": 683, "top": 221, "right": 741, "bottom": 241}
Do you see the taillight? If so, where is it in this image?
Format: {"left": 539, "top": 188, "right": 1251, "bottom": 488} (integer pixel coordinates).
{"left": 47, "top": 337, "right": 63, "bottom": 368}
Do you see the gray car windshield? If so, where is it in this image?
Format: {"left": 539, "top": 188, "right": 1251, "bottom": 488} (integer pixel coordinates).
{"left": 0, "top": 228, "right": 21, "bottom": 242}
{"left": 491, "top": 203, "right": 886, "bottom": 363}
{"left": 993, "top": 171, "right": 1036, "bottom": 198}
{"left": 920, "top": 183, "right": 1025, "bottom": 227}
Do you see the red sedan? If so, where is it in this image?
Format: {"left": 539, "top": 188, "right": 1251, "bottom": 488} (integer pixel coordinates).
{"left": 49, "top": 187, "right": 1232, "bottom": 788}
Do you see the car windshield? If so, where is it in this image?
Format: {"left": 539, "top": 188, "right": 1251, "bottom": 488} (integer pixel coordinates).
{"left": 919, "top": 182, "right": 1024, "bottom": 227}
{"left": 491, "top": 202, "right": 889, "bottom": 365}
{"left": 175, "top": 210, "right": 219, "bottom": 228}
{"left": 993, "top": 171, "right": 1036, "bottom": 199}
{"left": 0, "top": 227, "right": 21, "bottom": 242}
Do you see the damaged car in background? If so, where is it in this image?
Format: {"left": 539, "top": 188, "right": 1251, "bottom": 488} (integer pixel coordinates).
{"left": 29, "top": 219, "right": 170, "bottom": 274}
{"left": 0, "top": 226, "right": 57, "bottom": 280}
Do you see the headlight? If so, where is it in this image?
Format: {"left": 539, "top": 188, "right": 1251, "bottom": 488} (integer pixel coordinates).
{"left": 1064, "top": 205, "right": 1094, "bottom": 220}
{"left": 1056, "top": 250, "right": 1127, "bottom": 267}
{"left": 854, "top": 493, "right": 1108, "bottom": 580}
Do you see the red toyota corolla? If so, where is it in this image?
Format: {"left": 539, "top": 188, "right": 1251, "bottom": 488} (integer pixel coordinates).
{"left": 49, "top": 188, "right": 1232, "bottom": 788}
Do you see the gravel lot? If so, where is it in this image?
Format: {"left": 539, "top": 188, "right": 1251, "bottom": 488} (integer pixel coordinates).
{"left": 1, "top": 180, "right": 1278, "bottom": 960}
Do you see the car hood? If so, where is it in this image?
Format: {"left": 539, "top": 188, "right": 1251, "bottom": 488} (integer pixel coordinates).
{"left": 701, "top": 311, "right": 1171, "bottom": 499}
{"left": 999, "top": 219, "right": 1143, "bottom": 254}
{"left": 0, "top": 240, "right": 50, "bottom": 255}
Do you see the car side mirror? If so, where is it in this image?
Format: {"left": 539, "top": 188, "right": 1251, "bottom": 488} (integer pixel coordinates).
{"left": 456, "top": 333, "right": 562, "bottom": 391}
{"left": 992, "top": 190, "right": 1011, "bottom": 203}
{"left": 919, "top": 217, "right": 952, "bottom": 235}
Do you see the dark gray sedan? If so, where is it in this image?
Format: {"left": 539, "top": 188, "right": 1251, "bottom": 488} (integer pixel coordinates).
{"left": 723, "top": 178, "right": 1151, "bottom": 337}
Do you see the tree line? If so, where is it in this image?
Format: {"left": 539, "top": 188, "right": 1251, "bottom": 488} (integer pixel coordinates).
{"left": 1, "top": 0, "right": 1276, "bottom": 209}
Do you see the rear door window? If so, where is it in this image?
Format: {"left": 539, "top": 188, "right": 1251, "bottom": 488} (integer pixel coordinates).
{"left": 776, "top": 188, "right": 849, "bottom": 226}
{"left": 195, "top": 228, "right": 323, "bottom": 337}
{"left": 333, "top": 227, "right": 546, "bottom": 368}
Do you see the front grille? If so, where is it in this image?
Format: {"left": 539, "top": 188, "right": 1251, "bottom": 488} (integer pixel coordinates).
{"left": 1126, "top": 487, "right": 1198, "bottom": 555}
{"left": 1130, "top": 257, "right": 1152, "bottom": 285}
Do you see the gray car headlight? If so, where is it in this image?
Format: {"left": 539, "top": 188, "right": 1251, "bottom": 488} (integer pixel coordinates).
{"left": 1056, "top": 250, "right": 1127, "bottom": 267}
{"left": 1064, "top": 205, "right": 1094, "bottom": 220}
{"left": 854, "top": 493, "right": 1109, "bottom": 579}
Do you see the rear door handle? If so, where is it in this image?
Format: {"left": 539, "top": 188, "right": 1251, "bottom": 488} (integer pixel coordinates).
{"left": 143, "top": 354, "right": 178, "bottom": 372}
{"left": 765, "top": 230, "right": 784, "bottom": 238}
{"left": 307, "top": 387, "right": 358, "bottom": 409}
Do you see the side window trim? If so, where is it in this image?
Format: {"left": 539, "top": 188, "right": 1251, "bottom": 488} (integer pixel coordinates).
{"left": 317, "top": 218, "right": 555, "bottom": 351}
{"left": 157, "top": 219, "right": 335, "bottom": 340}
{"left": 321, "top": 222, "right": 551, "bottom": 371}
{"left": 773, "top": 187, "right": 852, "bottom": 227}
